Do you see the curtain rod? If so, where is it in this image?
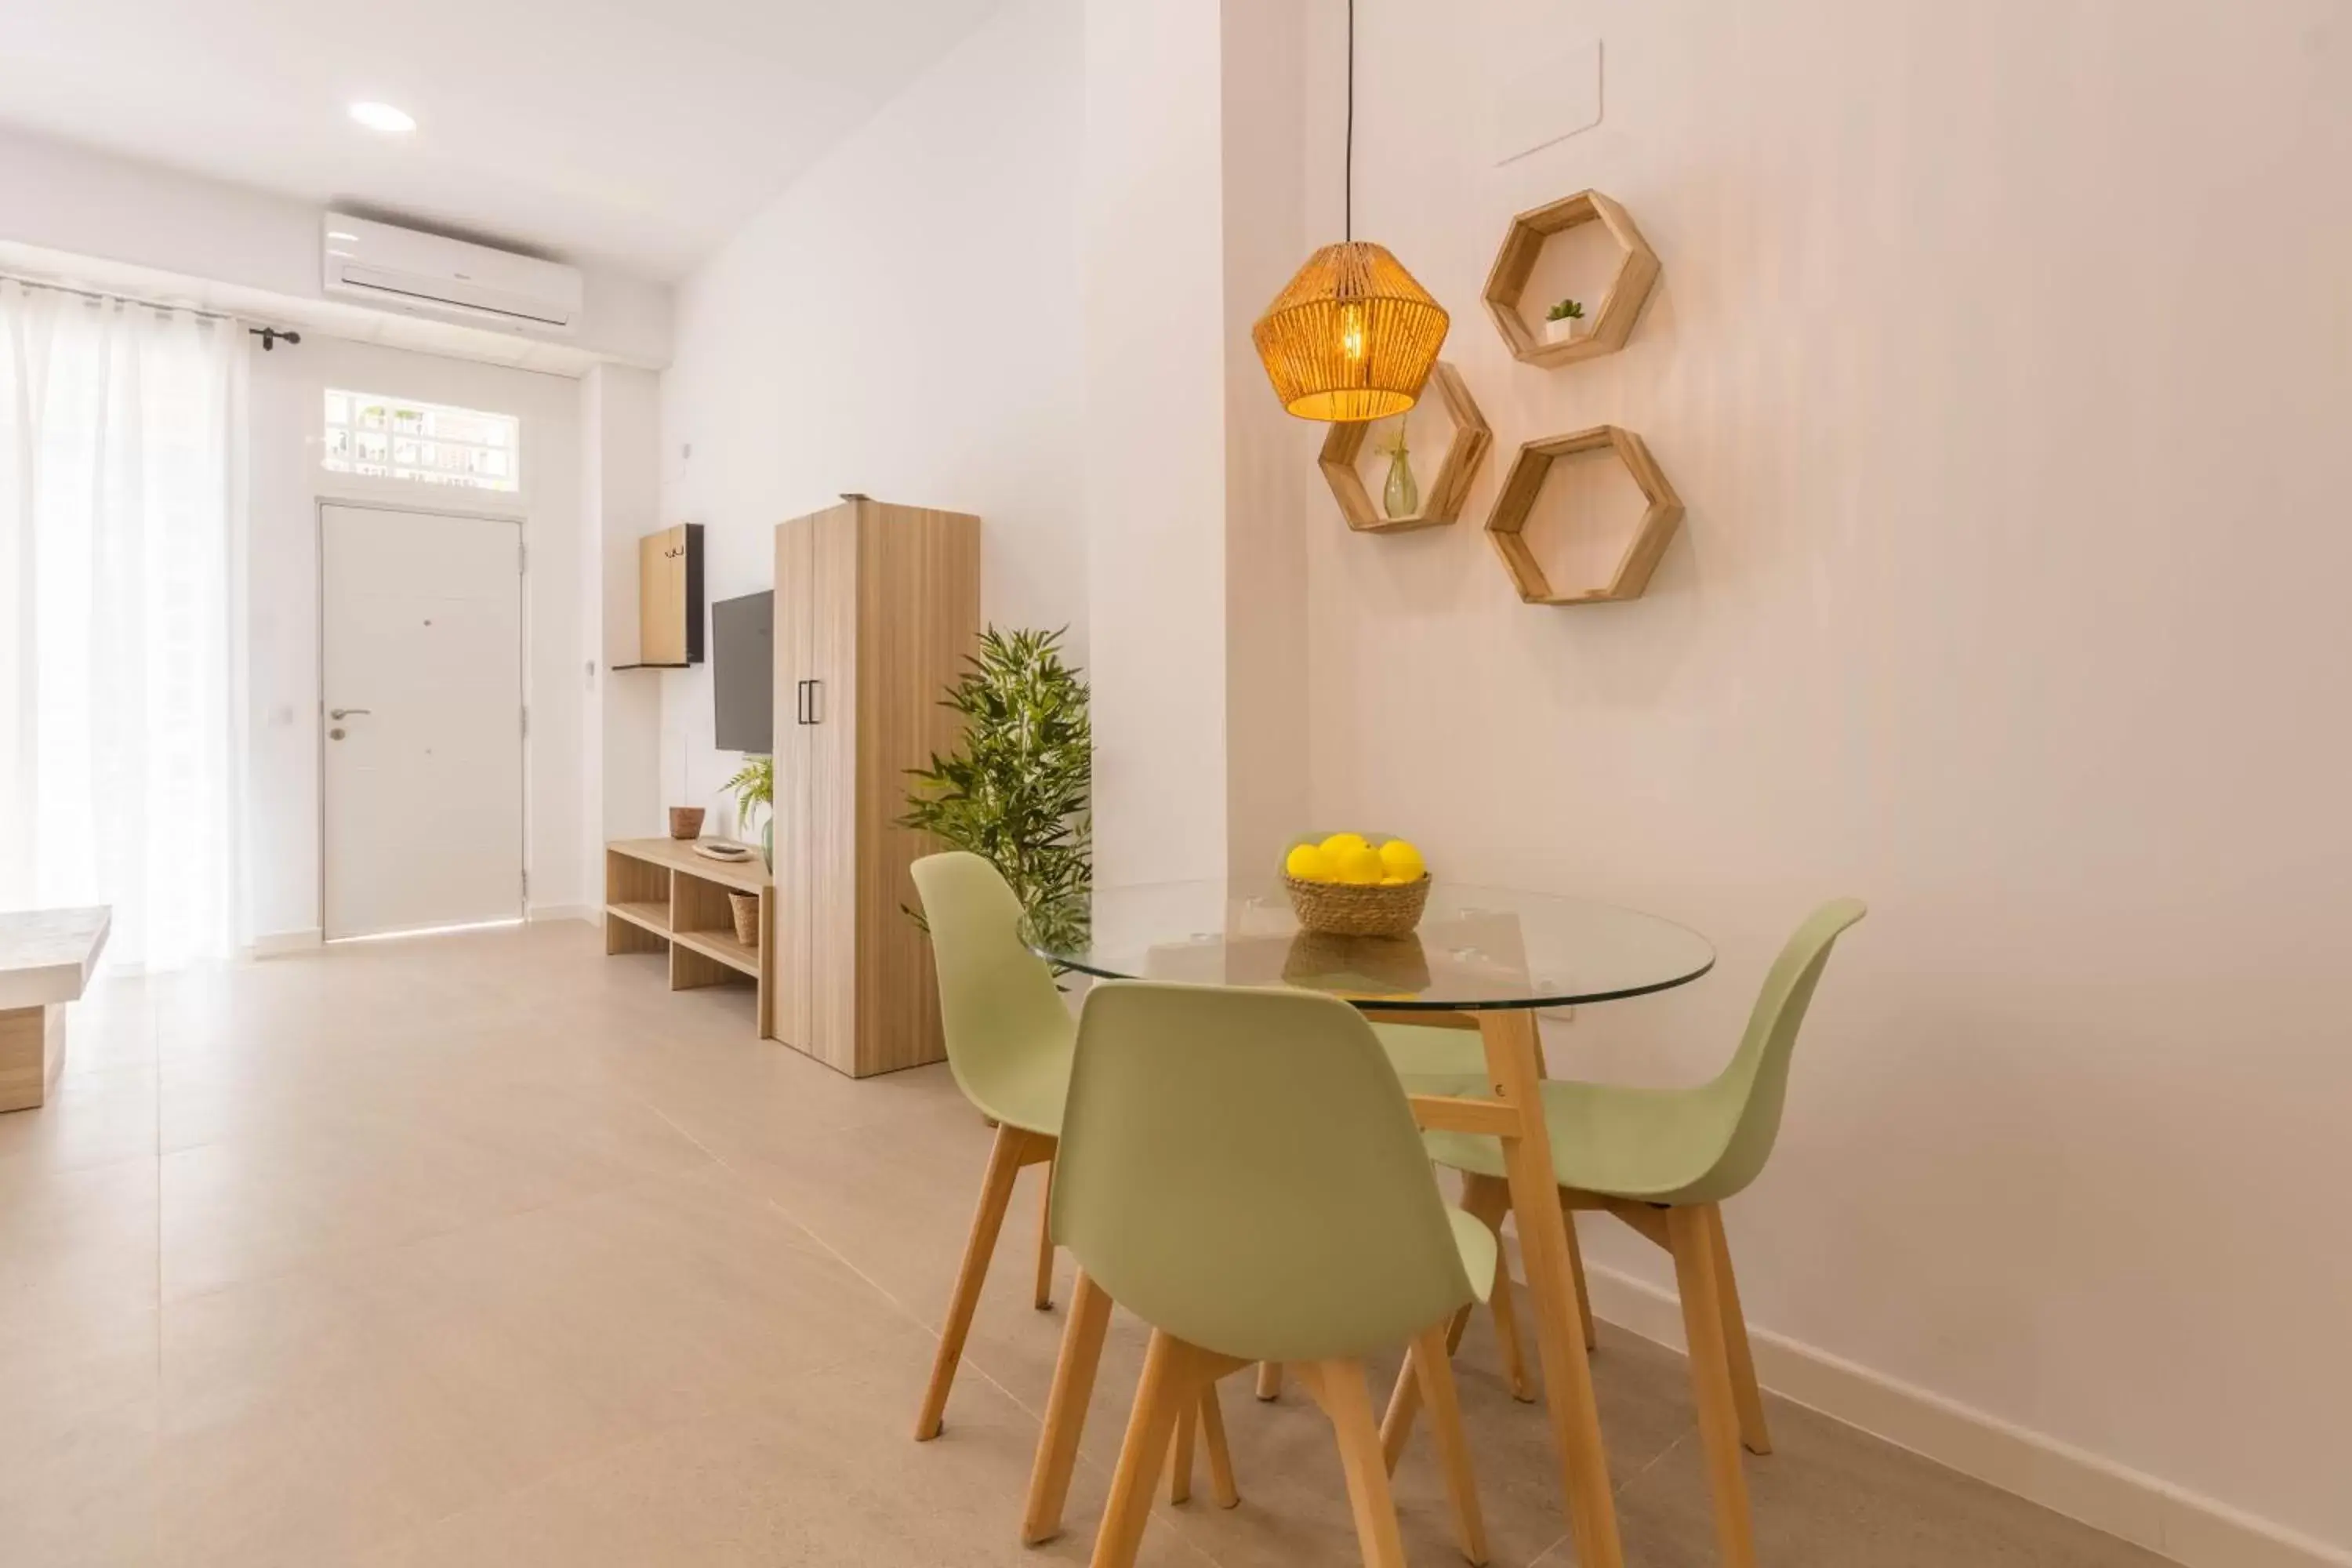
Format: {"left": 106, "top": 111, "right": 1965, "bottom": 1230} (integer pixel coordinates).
{"left": 0, "top": 269, "right": 301, "bottom": 346}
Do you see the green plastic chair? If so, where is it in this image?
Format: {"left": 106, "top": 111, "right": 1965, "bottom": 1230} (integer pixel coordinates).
{"left": 1051, "top": 980, "right": 1496, "bottom": 1568}
{"left": 909, "top": 851, "right": 1080, "bottom": 1443}
{"left": 1243, "top": 1016, "right": 1536, "bottom": 1408}
{"left": 1410, "top": 898, "right": 1867, "bottom": 1568}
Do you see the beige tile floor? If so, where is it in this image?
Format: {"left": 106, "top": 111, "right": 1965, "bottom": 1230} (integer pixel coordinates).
{"left": 0, "top": 921, "right": 2175, "bottom": 1568}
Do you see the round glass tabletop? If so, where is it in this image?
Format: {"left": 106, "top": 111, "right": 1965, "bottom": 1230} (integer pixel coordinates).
{"left": 1025, "top": 880, "right": 1715, "bottom": 1011}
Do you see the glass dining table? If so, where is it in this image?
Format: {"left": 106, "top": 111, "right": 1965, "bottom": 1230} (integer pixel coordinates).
{"left": 1018, "top": 878, "right": 1716, "bottom": 1568}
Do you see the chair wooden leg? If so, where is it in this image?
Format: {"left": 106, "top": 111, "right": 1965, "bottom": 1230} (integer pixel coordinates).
{"left": 1167, "top": 1399, "right": 1196, "bottom": 1504}
{"left": 1198, "top": 1383, "right": 1240, "bottom": 1508}
{"left": 1034, "top": 1157, "right": 1057, "bottom": 1310}
{"left": 1314, "top": 1359, "right": 1411, "bottom": 1568}
{"left": 1708, "top": 1207, "right": 1771, "bottom": 1455}
{"left": 1380, "top": 1281, "right": 1490, "bottom": 1471}
{"left": 1412, "top": 1322, "right": 1490, "bottom": 1566}
{"left": 1668, "top": 1204, "right": 1759, "bottom": 1568}
{"left": 1458, "top": 1173, "right": 1534, "bottom": 1401}
{"left": 1378, "top": 1328, "right": 1436, "bottom": 1473}
{"left": 1563, "top": 1203, "right": 1599, "bottom": 1352}
{"left": 1486, "top": 1256, "right": 1534, "bottom": 1403}
{"left": 1092, "top": 1330, "right": 1194, "bottom": 1568}
{"left": 1256, "top": 1360, "right": 1282, "bottom": 1400}
{"left": 1022, "top": 1268, "right": 1114, "bottom": 1544}
{"left": 916, "top": 1123, "right": 1033, "bottom": 1440}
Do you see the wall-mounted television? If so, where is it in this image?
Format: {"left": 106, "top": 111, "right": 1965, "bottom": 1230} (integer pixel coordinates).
{"left": 712, "top": 590, "right": 774, "bottom": 753}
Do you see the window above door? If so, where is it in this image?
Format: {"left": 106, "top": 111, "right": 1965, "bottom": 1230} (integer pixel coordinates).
{"left": 322, "top": 389, "right": 521, "bottom": 493}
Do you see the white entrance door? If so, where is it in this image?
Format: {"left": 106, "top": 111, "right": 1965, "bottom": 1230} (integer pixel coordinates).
{"left": 321, "top": 503, "right": 524, "bottom": 939}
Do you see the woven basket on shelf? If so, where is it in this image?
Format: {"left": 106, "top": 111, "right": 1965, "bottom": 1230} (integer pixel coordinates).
{"left": 726, "top": 890, "right": 760, "bottom": 947}
{"left": 1283, "top": 873, "right": 1431, "bottom": 938}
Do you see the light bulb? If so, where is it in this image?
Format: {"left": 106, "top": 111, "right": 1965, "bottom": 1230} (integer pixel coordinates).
{"left": 1338, "top": 303, "right": 1368, "bottom": 362}
{"left": 349, "top": 102, "right": 417, "bottom": 134}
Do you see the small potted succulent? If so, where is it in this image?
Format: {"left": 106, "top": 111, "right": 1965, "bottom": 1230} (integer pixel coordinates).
{"left": 1541, "top": 297, "right": 1587, "bottom": 346}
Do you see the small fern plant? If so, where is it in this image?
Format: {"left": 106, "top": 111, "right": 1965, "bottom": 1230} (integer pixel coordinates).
{"left": 901, "top": 626, "right": 1091, "bottom": 956}
{"left": 722, "top": 753, "right": 773, "bottom": 860}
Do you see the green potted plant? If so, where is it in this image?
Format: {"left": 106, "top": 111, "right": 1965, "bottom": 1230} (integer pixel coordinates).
{"left": 901, "top": 626, "right": 1091, "bottom": 956}
{"left": 1542, "top": 296, "right": 1586, "bottom": 346}
{"left": 723, "top": 753, "right": 774, "bottom": 869}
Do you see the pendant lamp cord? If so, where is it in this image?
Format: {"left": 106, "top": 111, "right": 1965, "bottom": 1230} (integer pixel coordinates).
{"left": 1344, "top": 0, "right": 1355, "bottom": 241}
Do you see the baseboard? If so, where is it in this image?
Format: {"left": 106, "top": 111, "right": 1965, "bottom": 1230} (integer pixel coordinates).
{"left": 249, "top": 927, "right": 322, "bottom": 957}
{"left": 525, "top": 905, "right": 592, "bottom": 924}
{"left": 1577, "top": 1261, "right": 2350, "bottom": 1568}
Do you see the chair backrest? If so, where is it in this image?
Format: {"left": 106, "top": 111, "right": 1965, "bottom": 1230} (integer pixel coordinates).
{"left": 1675, "top": 898, "right": 1868, "bottom": 1204}
{"left": 909, "top": 851, "right": 1073, "bottom": 1109}
{"left": 1052, "top": 980, "right": 1476, "bottom": 1365}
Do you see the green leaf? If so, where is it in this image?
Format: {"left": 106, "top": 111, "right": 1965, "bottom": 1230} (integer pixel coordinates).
{"left": 724, "top": 753, "right": 773, "bottom": 837}
{"left": 900, "top": 626, "right": 1092, "bottom": 963}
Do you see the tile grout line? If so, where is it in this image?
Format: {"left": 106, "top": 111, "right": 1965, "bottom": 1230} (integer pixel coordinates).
{"left": 622, "top": 1085, "right": 1559, "bottom": 1568}
{"left": 615, "top": 1088, "right": 1174, "bottom": 1536}
{"left": 622, "top": 1093, "right": 1058, "bottom": 1420}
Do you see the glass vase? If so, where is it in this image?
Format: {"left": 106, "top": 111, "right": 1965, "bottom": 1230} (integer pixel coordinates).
{"left": 1382, "top": 445, "right": 1420, "bottom": 520}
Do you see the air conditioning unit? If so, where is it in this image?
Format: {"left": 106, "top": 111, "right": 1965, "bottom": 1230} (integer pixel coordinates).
{"left": 321, "top": 214, "right": 583, "bottom": 334}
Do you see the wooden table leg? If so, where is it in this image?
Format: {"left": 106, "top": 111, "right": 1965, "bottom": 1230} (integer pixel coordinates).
{"left": 1023, "top": 1267, "right": 1114, "bottom": 1544}
{"left": 1479, "top": 1007, "right": 1624, "bottom": 1568}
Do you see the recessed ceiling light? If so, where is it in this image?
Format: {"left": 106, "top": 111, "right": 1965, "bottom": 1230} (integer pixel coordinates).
{"left": 349, "top": 102, "right": 416, "bottom": 134}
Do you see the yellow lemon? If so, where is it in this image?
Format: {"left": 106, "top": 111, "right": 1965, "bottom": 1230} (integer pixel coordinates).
{"left": 1330, "top": 844, "right": 1384, "bottom": 885}
{"left": 1377, "top": 875, "right": 1409, "bottom": 887}
{"left": 1319, "top": 831, "right": 1371, "bottom": 858}
{"left": 1284, "top": 843, "right": 1333, "bottom": 882}
{"left": 1378, "top": 839, "right": 1426, "bottom": 882}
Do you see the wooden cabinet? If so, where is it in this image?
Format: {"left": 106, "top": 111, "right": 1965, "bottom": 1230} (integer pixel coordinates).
{"left": 771, "top": 495, "right": 980, "bottom": 1077}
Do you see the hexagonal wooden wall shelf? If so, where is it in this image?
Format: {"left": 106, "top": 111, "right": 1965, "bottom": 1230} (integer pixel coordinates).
{"left": 1483, "top": 190, "right": 1661, "bottom": 368}
{"left": 1318, "top": 362, "right": 1493, "bottom": 534}
{"left": 1485, "top": 425, "right": 1684, "bottom": 605}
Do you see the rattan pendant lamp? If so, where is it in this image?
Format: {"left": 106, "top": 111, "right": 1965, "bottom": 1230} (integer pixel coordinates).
{"left": 1251, "top": 0, "right": 1449, "bottom": 423}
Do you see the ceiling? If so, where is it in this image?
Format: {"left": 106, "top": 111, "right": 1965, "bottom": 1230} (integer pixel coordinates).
{"left": 0, "top": 0, "right": 1009, "bottom": 281}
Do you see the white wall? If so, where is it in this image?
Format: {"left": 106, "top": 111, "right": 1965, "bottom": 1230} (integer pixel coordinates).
{"left": 657, "top": 0, "right": 1086, "bottom": 832}
{"left": 1080, "top": 0, "right": 1235, "bottom": 884}
{"left": 1215, "top": 0, "right": 1315, "bottom": 880}
{"left": 1300, "top": 0, "right": 2352, "bottom": 1559}
{"left": 0, "top": 125, "right": 672, "bottom": 369}
{"left": 579, "top": 363, "right": 664, "bottom": 855}
{"left": 246, "top": 336, "right": 590, "bottom": 938}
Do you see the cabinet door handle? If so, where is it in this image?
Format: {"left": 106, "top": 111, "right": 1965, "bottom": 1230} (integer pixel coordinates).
{"left": 805, "top": 679, "right": 822, "bottom": 725}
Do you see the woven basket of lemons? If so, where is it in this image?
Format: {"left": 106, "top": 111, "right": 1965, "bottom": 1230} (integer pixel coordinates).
{"left": 1281, "top": 832, "right": 1430, "bottom": 938}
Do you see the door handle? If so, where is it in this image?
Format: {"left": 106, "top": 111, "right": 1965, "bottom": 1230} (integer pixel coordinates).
{"left": 329, "top": 707, "right": 372, "bottom": 720}
{"left": 805, "top": 679, "right": 822, "bottom": 725}
{"left": 794, "top": 681, "right": 810, "bottom": 725}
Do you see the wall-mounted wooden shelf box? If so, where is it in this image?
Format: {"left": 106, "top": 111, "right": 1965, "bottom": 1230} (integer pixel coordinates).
{"left": 623, "top": 523, "right": 703, "bottom": 670}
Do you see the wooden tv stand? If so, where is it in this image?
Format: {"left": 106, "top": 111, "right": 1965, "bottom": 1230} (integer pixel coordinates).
{"left": 603, "top": 837, "right": 775, "bottom": 1039}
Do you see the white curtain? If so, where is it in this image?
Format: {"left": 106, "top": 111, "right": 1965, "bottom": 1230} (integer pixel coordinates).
{"left": 0, "top": 279, "right": 247, "bottom": 968}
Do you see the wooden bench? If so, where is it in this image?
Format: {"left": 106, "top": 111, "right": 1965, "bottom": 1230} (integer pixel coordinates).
{"left": 0, "top": 906, "right": 111, "bottom": 1112}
